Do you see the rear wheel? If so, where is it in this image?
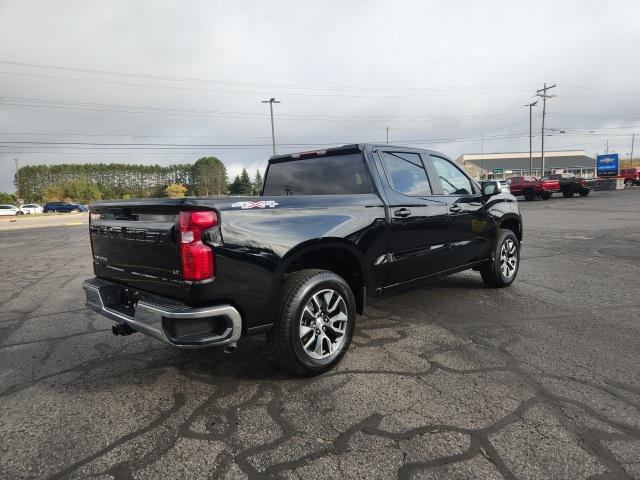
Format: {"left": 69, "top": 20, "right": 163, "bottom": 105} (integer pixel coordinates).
{"left": 524, "top": 189, "right": 536, "bottom": 201}
{"left": 267, "top": 269, "right": 356, "bottom": 376}
{"left": 562, "top": 186, "right": 574, "bottom": 198}
{"left": 480, "top": 229, "right": 520, "bottom": 288}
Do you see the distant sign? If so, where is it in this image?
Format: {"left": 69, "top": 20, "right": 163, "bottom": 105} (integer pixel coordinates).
{"left": 493, "top": 168, "right": 504, "bottom": 174}
{"left": 597, "top": 154, "right": 619, "bottom": 177}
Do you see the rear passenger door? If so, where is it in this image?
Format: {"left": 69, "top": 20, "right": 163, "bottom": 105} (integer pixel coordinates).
{"left": 374, "top": 148, "right": 450, "bottom": 285}
{"left": 427, "top": 155, "right": 493, "bottom": 268}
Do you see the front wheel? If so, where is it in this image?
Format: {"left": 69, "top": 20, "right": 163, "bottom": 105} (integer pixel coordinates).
{"left": 480, "top": 229, "right": 520, "bottom": 288}
{"left": 541, "top": 191, "right": 552, "bottom": 200}
{"left": 579, "top": 189, "right": 589, "bottom": 197}
{"left": 267, "top": 269, "right": 356, "bottom": 376}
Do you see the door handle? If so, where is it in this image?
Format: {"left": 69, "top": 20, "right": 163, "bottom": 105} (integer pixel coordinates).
{"left": 394, "top": 208, "right": 411, "bottom": 218}
{"left": 449, "top": 204, "right": 462, "bottom": 213}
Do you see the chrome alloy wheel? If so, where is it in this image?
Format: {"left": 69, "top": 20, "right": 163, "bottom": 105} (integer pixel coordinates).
{"left": 500, "top": 238, "right": 518, "bottom": 278}
{"left": 299, "top": 289, "right": 348, "bottom": 360}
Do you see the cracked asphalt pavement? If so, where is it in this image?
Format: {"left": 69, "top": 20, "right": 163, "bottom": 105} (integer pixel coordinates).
{"left": 1, "top": 189, "right": 639, "bottom": 479}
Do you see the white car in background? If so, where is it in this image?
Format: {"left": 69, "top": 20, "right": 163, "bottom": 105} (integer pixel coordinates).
{"left": 0, "top": 204, "right": 20, "bottom": 216}
{"left": 19, "top": 203, "right": 43, "bottom": 214}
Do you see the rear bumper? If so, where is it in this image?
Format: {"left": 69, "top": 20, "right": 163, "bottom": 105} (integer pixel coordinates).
{"left": 82, "top": 277, "right": 242, "bottom": 348}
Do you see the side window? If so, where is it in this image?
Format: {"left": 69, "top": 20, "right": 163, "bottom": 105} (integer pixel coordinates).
{"left": 380, "top": 151, "right": 431, "bottom": 196}
{"left": 430, "top": 156, "right": 473, "bottom": 195}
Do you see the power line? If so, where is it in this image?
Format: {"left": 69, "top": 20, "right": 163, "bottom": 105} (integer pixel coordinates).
{"left": 0, "top": 59, "right": 537, "bottom": 95}
{"left": 0, "top": 95, "right": 532, "bottom": 122}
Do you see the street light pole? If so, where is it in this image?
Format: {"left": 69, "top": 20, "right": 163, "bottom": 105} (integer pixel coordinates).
{"left": 261, "top": 98, "right": 281, "bottom": 156}
{"left": 524, "top": 101, "right": 538, "bottom": 175}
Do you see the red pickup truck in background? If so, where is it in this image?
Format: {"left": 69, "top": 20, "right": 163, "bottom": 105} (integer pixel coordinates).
{"left": 621, "top": 167, "right": 640, "bottom": 186}
{"left": 508, "top": 175, "right": 560, "bottom": 201}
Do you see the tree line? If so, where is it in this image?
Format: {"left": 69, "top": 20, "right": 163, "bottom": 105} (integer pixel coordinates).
{"left": 6, "top": 156, "right": 264, "bottom": 203}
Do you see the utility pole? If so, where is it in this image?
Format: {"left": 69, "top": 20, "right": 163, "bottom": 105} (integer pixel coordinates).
{"left": 261, "top": 97, "right": 280, "bottom": 156}
{"left": 524, "top": 101, "right": 538, "bottom": 175}
{"left": 13, "top": 158, "right": 20, "bottom": 198}
{"left": 386, "top": 125, "right": 390, "bottom": 144}
{"left": 481, "top": 133, "right": 484, "bottom": 179}
{"left": 606, "top": 140, "right": 609, "bottom": 154}
{"left": 631, "top": 133, "right": 635, "bottom": 168}
{"left": 536, "top": 83, "right": 556, "bottom": 177}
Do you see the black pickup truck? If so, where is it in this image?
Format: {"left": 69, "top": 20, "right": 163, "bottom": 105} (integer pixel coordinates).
{"left": 83, "top": 144, "right": 522, "bottom": 375}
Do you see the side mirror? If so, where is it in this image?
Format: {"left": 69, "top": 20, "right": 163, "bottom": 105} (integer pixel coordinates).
{"left": 481, "top": 181, "right": 500, "bottom": 197}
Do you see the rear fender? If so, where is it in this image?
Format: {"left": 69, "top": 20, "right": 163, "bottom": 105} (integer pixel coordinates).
{"left": 271, "top": 238, "right": 368, "bottom": 313}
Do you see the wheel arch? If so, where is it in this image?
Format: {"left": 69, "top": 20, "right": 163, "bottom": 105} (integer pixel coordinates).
{"left": 274, "top": 239, "right": 368, "bottom": 314}
{"left": 498, "top": 215, "right": 522, "bottom": 242}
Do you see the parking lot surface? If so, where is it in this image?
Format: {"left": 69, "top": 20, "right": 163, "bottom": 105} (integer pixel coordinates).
{"left": 1, "top": 189, "right": 639, "bottom": 480}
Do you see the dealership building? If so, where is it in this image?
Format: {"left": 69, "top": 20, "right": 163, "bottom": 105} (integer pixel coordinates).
{"left": 456, "top": 150, "right": 596, "bottom": 179}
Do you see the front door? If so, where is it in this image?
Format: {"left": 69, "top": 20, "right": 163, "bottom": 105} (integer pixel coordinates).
{"left": 375, "top": 149, "right": 450, "bottom": 285}
{"left": 428, "top": 155, "right": 493, "bottom": 268}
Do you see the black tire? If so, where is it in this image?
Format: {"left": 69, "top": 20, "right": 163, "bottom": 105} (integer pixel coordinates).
{"left": 579, "top": 189, "right": 589, "bottom": 197}
{"left": 480, "top": 229, "right": 520, "bottom": 288}
{"left": 267, "top": 269, "right": 356, "bottom": 376}
{"left": 624, "top": 179, "right": 632, "bottom": 186}
{"left": 524, "top": 189, "right": 536, "bottom": 201}
{"left": 562, "top": 186, "right": 574, "bottom": 198}
{"left": 540, "top": 191, "right": 552, "bottom": 200}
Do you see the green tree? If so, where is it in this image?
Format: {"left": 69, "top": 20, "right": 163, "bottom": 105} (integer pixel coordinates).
{"left": 165, "top": 183, "right": 188, "bottom": 198}
{"left": 192, "top": 156, "right": 228, "bottom": 196}
{"left": 253, "top": 170, "right": 263, "bottom": 195}
{"left": 228, "top": 175, "right": 241, "bottom": 195}
{"left": 42, "top": 185, "right": 66, "bottom": 202}
{"left": 0, "top": 191, "right": 14, "bottom": 203}
{"left": 239, "top": 168, "right": 253, "bottom": 195}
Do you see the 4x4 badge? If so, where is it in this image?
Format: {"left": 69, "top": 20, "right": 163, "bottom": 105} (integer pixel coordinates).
{"left": 231, "top": 200, "right": 278, "bottom": 209}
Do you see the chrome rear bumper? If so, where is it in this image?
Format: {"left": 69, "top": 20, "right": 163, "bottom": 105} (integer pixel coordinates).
{"left": 83, "top": 277, "right": 242, "bottom": 348}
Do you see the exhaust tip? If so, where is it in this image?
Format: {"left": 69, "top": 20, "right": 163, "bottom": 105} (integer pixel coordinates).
{"left": 223, "top": 342, "right": 238, "bottom": 353}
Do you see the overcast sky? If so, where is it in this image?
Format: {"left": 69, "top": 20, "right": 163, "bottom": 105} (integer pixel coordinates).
{"left": 1, "top": 0, "right": 639, "bottom": 192}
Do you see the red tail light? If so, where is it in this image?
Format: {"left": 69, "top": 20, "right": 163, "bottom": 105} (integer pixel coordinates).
{"left": 179, "top": 211, "right": 217, "bottom": 281}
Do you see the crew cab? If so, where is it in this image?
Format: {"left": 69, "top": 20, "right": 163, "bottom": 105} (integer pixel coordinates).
{"left": 540, "top": 173, "right": 590, "bottom": 198}
{"left": 620, "top": 167, "right": 640, "bottom": 186}
{"left": 83, "top": 144, "right": 523, "bottom": 375}
{"left": 508, "top": 175, "right": 560, "bottom": 200}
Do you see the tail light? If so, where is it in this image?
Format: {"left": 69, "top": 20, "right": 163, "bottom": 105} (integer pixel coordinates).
{"left": 178, "top": 211, "right": 217, "bottom": 281}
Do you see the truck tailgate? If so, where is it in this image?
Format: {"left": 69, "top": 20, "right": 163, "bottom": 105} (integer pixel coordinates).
{"left": 89, "top": 200, "right": 220, "bottom": 303}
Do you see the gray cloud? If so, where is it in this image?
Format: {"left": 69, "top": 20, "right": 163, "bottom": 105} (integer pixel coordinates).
{"left": 1, "top": 0, "right": 639, "bottom": 192}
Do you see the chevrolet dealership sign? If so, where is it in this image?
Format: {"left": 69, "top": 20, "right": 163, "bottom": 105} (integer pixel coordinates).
{"left": 596, "top": 154, "right": 619, "bottom": 177}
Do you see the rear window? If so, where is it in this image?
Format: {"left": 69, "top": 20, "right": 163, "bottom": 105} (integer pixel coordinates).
{"left": 262, "top": 154, "right": 374, "bottom": 195}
